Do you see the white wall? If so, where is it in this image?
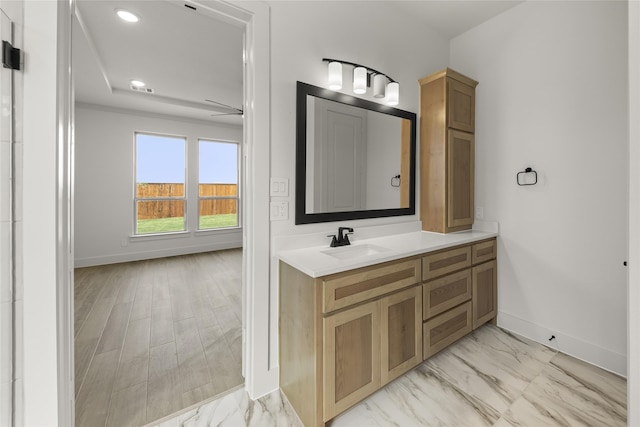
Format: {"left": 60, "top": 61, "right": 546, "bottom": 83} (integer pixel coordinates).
{"left": 74, "top": 105, "right": 243, "bottom": 267}
{"left": 267, "top": 0, "right": 450, "bottom": 365}
{"left": 450, "top": 1, "right": 628, "bottom": 375}
{"left": 22, "top": 0, "right": 59, "bottom": 424}
{"left": 628, "top": 0, "right": 639, "bottom": 422}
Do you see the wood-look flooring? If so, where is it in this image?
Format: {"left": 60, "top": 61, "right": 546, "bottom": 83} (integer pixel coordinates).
{"left": 74, "top": 249, "right": 243, "bottom": 427}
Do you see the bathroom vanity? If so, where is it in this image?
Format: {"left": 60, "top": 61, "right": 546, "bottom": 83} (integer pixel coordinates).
{"left": 278, "top": 231, "right": 497, "bottom": 427}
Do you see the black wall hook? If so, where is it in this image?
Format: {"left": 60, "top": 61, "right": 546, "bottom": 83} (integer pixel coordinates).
{"left": 517, "top": 167, "right": 537, "bottom": 186}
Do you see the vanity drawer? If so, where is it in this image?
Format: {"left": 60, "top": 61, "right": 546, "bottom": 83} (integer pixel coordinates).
{"left": 472, "top": 239, "right": 496, "bottom": 265}
{"left": 423, "top": 301, "right": 472, "bottom": 359}
{"left": 423, "top": 269, "right": 471, "bottom": 320}
{"left": 422, "top": 246, "right": 471, "bottom": 281}
{"left": 323, "top": 258, "right": 421, "bottom": 313}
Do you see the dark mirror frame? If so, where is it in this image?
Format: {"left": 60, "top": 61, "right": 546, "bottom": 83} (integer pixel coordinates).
{"left": 295, "top": 81, "right": 417, "bottom": 225}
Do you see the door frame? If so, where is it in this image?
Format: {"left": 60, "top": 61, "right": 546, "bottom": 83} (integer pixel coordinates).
{"left": 56, "top": 0, "right": 273, "bottom": 424}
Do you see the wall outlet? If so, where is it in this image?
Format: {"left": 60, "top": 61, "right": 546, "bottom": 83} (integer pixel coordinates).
{"left": 270, "top": 177, "right": 289, "bottom": 197}
{"left": 475, "top": 206, "right": 484, "bottom": 220}
{"left": 270, "top": 201, "right": 289, "bottom": 220}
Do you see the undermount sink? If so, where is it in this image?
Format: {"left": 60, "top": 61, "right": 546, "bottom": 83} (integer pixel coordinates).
{"left": 321, "top": 243, "right": 391, "bottom": 260}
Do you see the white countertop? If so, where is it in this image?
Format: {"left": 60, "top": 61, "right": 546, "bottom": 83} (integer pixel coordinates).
{"left": 277, "top": 229, "right": 498, "bottom": 278}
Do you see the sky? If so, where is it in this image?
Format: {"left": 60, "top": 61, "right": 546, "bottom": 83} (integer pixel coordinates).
{"left": 136, "top": 133, "right": 238, "bottom": 184}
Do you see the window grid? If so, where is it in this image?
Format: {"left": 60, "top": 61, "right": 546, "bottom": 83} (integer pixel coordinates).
{"left": 198, "top": 139, "right": 241, "bottom": 231}
{"left": 134, "top": 132, "right": 187, "bottom": 235}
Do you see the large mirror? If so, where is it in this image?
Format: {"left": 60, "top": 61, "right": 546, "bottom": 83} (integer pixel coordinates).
{"left": 295, "top": 81, "right": 416, "bottom": 224}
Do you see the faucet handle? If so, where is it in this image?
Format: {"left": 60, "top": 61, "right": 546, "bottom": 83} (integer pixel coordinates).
{"left": 343, "top": 233, "right": 351, "bottom": 245}
{"left": 326, "top": 234, "right": 338, "bottom": 247}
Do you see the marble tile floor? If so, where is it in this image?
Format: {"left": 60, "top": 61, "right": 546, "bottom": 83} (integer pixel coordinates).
{"left": 151, "top": 325, "right": 626, "bottom": 427}
{"left": 74, "top": 249, "right": 244, "bottom": 426}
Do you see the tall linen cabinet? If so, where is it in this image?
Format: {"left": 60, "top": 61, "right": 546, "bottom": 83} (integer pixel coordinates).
{"left": 419, "top": 68, "right": 478, "bottom": 233}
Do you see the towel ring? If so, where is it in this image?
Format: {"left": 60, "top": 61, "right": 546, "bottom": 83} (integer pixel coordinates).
{"left": 517, "top": 167, "right": 537, "bottom": 186}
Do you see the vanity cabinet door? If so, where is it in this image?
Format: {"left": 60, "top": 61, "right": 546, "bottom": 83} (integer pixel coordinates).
{"left": 423, "top": 269, "right": 472, "bottom": 320}
{"left": 380, "top": 286, "right": 422, "bottom": 386}
{"left": 472, "top": 260, "right": 497, "bottom": 329}
{"left": 423, "top": 301, "right": 472, "bottom": 359}
{"left": 422, "top": 246, "right": 471, "bottom": 281}
{"left": 472, "top": 239, "right": 497, "bottom": 265}
{"left": 323, "top": 258, "right": 421, "bottom": 313}
{"left": 323, "top": 300, "right": 380, "bottom": 421}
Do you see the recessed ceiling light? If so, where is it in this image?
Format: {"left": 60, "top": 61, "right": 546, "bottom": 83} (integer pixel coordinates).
{"left": 116, "top": 9, "right": 140, "bottom": 23}
{"left": 130, "top": 80, "right": 146, "bottom": 87}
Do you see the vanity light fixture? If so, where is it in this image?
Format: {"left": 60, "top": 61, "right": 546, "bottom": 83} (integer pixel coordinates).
{"left": 327, "top": 61, "right": 342, "bottom": 90}
{"left": 353, "top": 67, "right": 367, "bottom": 94}
{"left": 372, "top": 74, "right": 386, "bottom": 98}
{"left": 116, "top": 9, "right": 140, "bottom": 23}
{"left": 322, "top": 58, "right": 399, "bottom": 105}
{"left": 386, "top": 82, "right": 399, "bottom": 106}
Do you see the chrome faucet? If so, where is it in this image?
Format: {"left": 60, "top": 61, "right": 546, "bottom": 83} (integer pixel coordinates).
{"left": 328, "top": 227, "right": 354, "bottom": 247}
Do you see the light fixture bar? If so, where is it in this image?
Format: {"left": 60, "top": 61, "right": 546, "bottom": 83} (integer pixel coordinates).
{"left": 322, "top": 58, "right": 397, "bottom": 84}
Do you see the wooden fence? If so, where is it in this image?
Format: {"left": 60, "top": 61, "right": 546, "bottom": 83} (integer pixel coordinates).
{"left": 136, "top": 183, "right": 237, "bottom": 219}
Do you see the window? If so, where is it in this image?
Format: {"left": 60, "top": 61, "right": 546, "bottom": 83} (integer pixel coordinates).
{"left": 135, "top": 133, "right": 186, "bottom": 235}
{"left": 198, "top": 139, "right": 240, "bottom": 230}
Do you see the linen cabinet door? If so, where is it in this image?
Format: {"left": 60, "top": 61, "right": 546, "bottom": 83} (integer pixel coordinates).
{"left": 472, "top": 260, "right": 497, "bottom": 329}
{"left": 323, "top": 300, "right": 380, "bottom": 421}
{"left": 380, "top": 286, "right": 422, "bottom": 386}
{"left": 447, "top": 79, "right": 475, "bottom": 132}
{"left": 447, "top": 130, "right": 474, "bottom": 229}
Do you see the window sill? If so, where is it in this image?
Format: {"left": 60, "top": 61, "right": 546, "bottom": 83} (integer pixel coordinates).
{"left": 129, "top": 231, "right": 191, "bottom": 242}
{"left": 195, "top": 226, "right": 242, "bottom": 236}
{"left": 129, "top": 227, "right": 242, "bottom": 243}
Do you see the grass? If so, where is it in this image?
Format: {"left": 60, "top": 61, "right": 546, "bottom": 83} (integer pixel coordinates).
{"left": 136, "top": 214, "right": 238, "bottom": 234}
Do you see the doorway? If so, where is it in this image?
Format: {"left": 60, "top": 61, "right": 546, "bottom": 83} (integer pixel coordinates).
{"left": 72, "top": 1, "right": 246, "bottom": 425}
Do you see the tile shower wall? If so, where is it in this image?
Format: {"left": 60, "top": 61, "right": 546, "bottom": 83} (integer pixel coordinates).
{"left": 0, "top": 1, "right": 22, "bottom": 425}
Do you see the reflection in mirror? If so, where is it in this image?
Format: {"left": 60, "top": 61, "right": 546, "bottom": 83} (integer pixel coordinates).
{"left": 296, "top": 82, "right": 416, "bottom": 224}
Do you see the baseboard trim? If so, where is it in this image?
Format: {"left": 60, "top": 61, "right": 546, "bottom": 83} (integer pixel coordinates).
{"left": 498, "top": 311, "right": 627, "bottom": 377}
{"left": 74, "top": 241, "right": 242, "bottom": 267}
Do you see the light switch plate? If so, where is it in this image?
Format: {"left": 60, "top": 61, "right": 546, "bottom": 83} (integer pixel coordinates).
{"left": 270, "top": 201, "right": 289, "bottom": 220}
{"left": 270, "top": 177, "right": 289, "bottom": 197}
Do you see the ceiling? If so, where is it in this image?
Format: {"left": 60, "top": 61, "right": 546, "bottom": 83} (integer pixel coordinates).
{"left": 391, "top": 1, "right": 523, "bottom": 40}
{"left": 73, "top": 0, "right": 245, "bottom": 125}
{"left": 73, "top": 1, "right": 523, "bottom": 125}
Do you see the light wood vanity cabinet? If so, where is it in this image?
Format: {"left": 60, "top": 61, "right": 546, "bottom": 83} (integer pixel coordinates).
{"left": 279, "top": 237, "right": 497, "bottom": 426}
{"left": 420, "top": 68, "right": 478, "bottom": 234}
{"left": 380, "top": 285, "right": 422, "bottom": 385}
{"left": 323, "top": 299, "right": 380, "bottom": 420}
{"left": 280, "top": 257, "right": 422, "bottom": 426}
{"left": 422, "top": 238, "right": 497, "bottom": 359}
{"left": 473, "top": 259, "right": 497, "bottom": 329}
{"left": 322, "top": 260, "right": 422, "bottom": 421}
